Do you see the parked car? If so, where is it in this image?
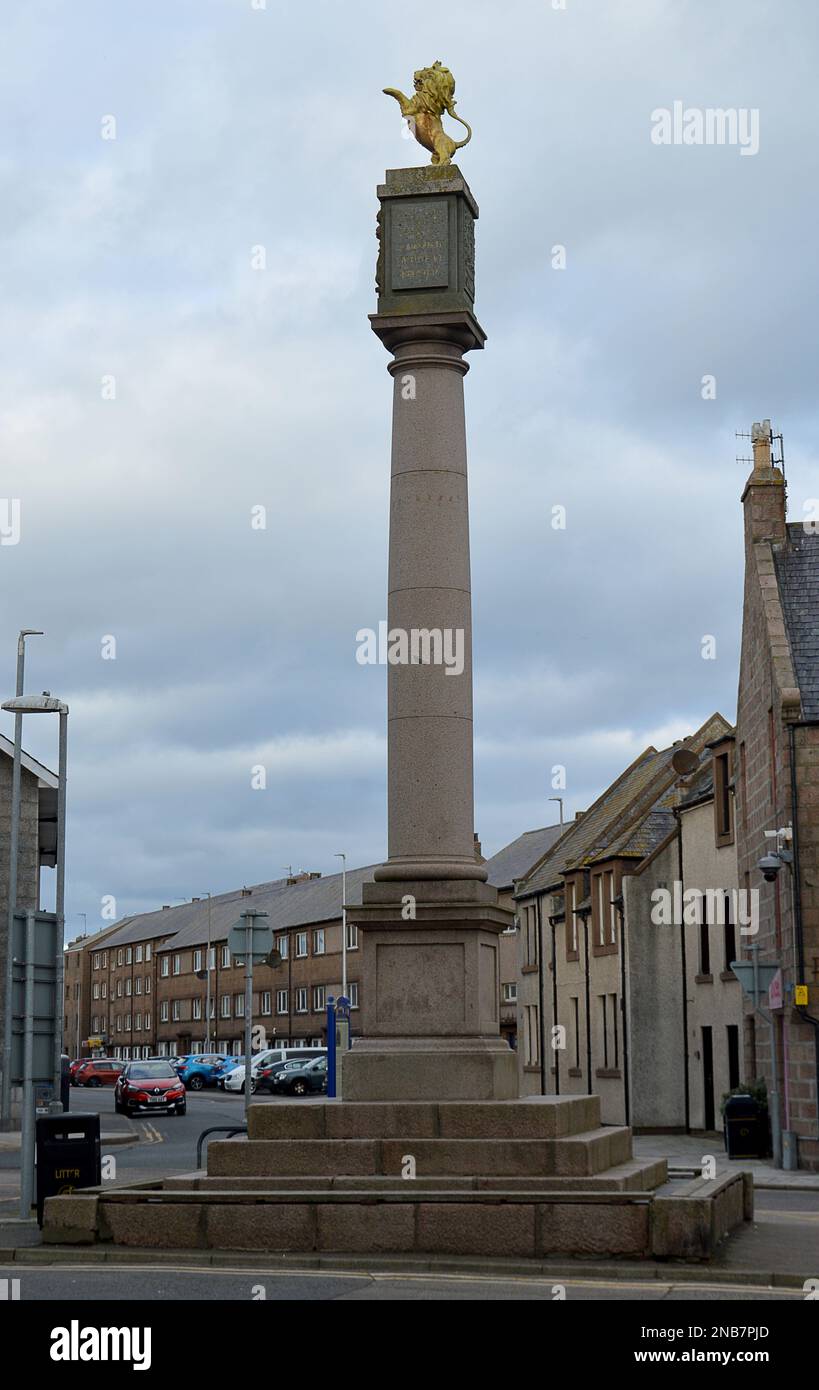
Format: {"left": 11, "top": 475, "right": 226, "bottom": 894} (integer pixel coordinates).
{"left": 73, "top": 1058, "right": 125, "bottom": 1087}
{"left": 254, "top": 1059, "right": 307, "bottom": 1094}
{"left": 68, "top": 1059, "right": 87, "bottom": 1085}
{"left": 114, "top": 1060, "right": 187, "bottom": 1116}
{"left": 177, "top": 1054, "right": 234, "bottom": 1091}
{"left": 221, "top": 1048, "right": 326, "bottom": 1094}
{"left": 270, "top": 1056, "right": 328, "bottom": 1096}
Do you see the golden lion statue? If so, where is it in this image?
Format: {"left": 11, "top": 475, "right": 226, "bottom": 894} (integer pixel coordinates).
{"left": 383, "top": 61, "right": 472, "bottom": 166}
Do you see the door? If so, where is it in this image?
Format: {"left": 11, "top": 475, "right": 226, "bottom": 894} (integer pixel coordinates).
{"left": 702, "top": 1026, "right": 715, "bottom": 1131}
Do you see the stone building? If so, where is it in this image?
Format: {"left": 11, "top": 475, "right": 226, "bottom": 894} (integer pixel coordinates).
{"left": 64, "top": 868, "right": 375, "bottom": 1059}
{"left": 514, "top": 714, "right": 743, "bottom": 1129}
{"left": 482, "top": 826, "right": 563, "bottom": 1046}
{"left": 735, "top": 420, "right": 819, "bottom": 1169}
{"left": 0, "top": 736, "right": 59, "bottom": 1098}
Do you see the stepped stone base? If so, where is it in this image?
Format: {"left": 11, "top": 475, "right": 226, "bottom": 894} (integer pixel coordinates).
{"left": 41, "top": 1098, "right": 752, "bottom": 1261}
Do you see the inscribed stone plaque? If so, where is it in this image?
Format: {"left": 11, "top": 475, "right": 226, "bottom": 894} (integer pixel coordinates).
{"left": 390, "top": 200, "right": 449, "bottom": 291}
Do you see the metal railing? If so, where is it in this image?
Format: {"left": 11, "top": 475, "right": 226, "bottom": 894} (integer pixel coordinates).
{"left": 196, "top": 1124, "right": 247, "bottom": 1169}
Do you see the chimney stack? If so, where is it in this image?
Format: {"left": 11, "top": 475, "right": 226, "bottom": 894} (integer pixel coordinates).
{"left": 742, "top": 418, "right": 786, "bottom": 547}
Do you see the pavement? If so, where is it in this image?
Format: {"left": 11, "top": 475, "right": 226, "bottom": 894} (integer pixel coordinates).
{"left": 632, "top": 1133, "right": 819, "bottom": 1190}
{"left": 0, "top": 1129, "right": 137, "bottom": 1153}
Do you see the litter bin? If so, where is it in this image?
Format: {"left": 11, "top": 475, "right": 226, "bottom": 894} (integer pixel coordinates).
{"left": 35, "top": 1112, "right": 101, "bottom": 1226}
{"left": 723, "top": 1094, "right": 768, "bottom": 1159}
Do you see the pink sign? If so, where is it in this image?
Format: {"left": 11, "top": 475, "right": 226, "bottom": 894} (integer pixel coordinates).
{"left": 768, "top": 969, "right": 783, "bottom": 1010}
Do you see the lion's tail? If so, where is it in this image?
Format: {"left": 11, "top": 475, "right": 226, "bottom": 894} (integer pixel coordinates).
{"left": 449, "top": 109, "right": 472, "bottom": 149}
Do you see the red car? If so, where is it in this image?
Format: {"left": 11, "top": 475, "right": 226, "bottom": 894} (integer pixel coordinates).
{"left": 115, "top": 1060, "right": 187, "bottom": 1116}
{"left": 73, "top": 1058, "right": 125, "bottom": 1087}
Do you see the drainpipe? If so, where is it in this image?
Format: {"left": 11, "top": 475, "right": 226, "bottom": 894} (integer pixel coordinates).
{"left": 551, "top": 912, "right": 560, "bottom": 1096}
{"left": 536, "top": 894, "right": 547, "bottom": 1096}
{"left": 581, "top": 911, "right": 592, "bottom": 1095}
{"left": 676, "top": 814, "right": 691, "bottom": 1133}
{"left": 614, "top": 892, "right": 630, "bottom": 1127}
{"left": 788, "top": 720, "right": 819, "bottom": 1140}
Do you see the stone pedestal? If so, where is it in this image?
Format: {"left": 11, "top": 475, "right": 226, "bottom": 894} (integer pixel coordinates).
{"left": 346, "top": 165, "right": 515, "bottom": 1101}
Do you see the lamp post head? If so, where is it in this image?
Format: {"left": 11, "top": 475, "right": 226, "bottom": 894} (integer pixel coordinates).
{"left": 2, "top": 695, "right": 68, "bottom": 715}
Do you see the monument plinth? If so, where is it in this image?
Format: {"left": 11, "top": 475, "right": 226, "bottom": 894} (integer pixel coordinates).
{"left": 344, "top": 163, "right": 516, "bottom": 1101}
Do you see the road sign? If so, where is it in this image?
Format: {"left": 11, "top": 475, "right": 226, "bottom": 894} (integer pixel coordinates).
{"left": 227, "top": 914, "right": 272, "bottom": 963}
{"left": 730, "top": 959, "right": 779, "bottom": 1006}
{"left": 9, "top": 911, "right": 59, "bottom": 1085}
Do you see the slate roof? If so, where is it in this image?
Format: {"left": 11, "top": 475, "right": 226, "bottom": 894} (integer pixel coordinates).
{"left": 97, "top": 866, "right": 378, "bottom": 954}
{"left": 484, "top": 824, "right": 565, "bottom": 889}
{"left": 516, "top": 713, "right": 732, "bottom": 898}
{"left": 775, "top": 525, "right": 819, "bottom": 719}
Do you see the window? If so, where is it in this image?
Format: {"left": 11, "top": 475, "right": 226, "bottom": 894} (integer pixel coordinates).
{"left": 125, "top": 947, "right": 132, "bottom": 965}
{"left": 134, "top": 1013, "right": 142, "bottom": 1032}
{"left": 193, "top": 998, "right": 202, "bottom": 1020}
{"left": 723, "top": 893, "right": 736, "bottom": 971}
{"left": 101, "top": 982, "right": 107, "bottom": 999}
{"left": 125, "top": 979, "right": 132, "bottom": 996}
{"left": 160, "top": 957, "right": 169, "bottom": 978}
{"left": 221, "top": 995, "right": 230, "bottom": 1018}
{"left": 571, "top": 996, "right": 580, "bottom": 1069}
{"left": 92, "top": 982, "right": 99, "bottom": 1000}
{"left": 115, "top": 1015, "right": 122, "bottom": 1032}
{"left": 208, "top": 997, "right": 215, "bottom": 1019}
{"left": 261, "top": 991, "right": 271, "bottom": 1016}
{"left": 93, "top": 953, "right": 100, "bottom": 970}
{"left": 172, "top": 954, "right": 181, "bottom": 976}
{"left": 610, "top": 993, "right": 619, "bottom": 1068}
{"left": 699, "top": 899, "right": 711, "bottom": 977}
{"left": 135, "top": 944, "right": 143, "bottom": 963}
{"left": 145, "top": 976, "right": 151, "bottom": 995}
{"left": 208, "top": 946, "right": 216, "bottom": 970}
{"left": 566, "top": 882, "right": 578, "bottom": 959}
{"left": 116, "top": 980, "right": 122, "bottom": 998}
{"left": 524, "top": 1004, "right": 539, "bottom": 1067}
{"left": 313, "top": 985, "right": 326, "bottom": 1012}
{"left": 117, "top": 950, "right": 123, "bottom": 966}
{"left": 158, "top": 1041, "right": 167, "bottom": 1056}
{"left": 296, "top": 932, "right": 308, "bottom": 958}
{"left": 278, "top": 935, "right": 289, "bottom": 960}
{"left": 522, "top": 902, "right": 538, "bottom": 967}
{"left": 599, "top": 995, "right": 608, "bottom": 1067}
{"left": 144, "top": 1012, "right": 151, "bottom": 1031}
{"left": 172, "top": 1000, "right": 181, "bottom": 1021}
{"left": 596, "top": 876, "right": 606, "bottom": 947}
{"left": 313, "top": 929, "right": 325, "bottom": 955}
{"left": 295, "top": 988, "right": 308, "bottom": 1014}
{"left": 135, "top": 977, "right": 142, "bottom": 995}
{"left": 727, "top": 1024, "right": 740, "bottom": 1090}
{"left": 234, "top": 993, "right": 244, "bottom": 1018}
{"left": 276, "top": 990, "right": 288, "bottom": 1015}
{"left": 345, "top": 922, "right": 358, "bottom": 950}
{"left": 348, "top": 982, "right": 359, "bottom": 1009}
{"left": 125, "top": 1014, "right": 131, "bottom": 1030}
{"left": 221, "top": 945, "right": 230, "bottom": 969}
{"left": 714, "top": 748, "right": 734, "bottom": 845}
{"left": 160, "top": 1001, "right": 169, "bottom": 1022}
{"left": 193, "top": 949, "right": 202, "bottom": 972}
{"left": 102, "top": 952, "right": 108, "bottom": 967}
{"left": 501, "top": 982, "right": 517, "bottom": 1003}
{"left": 145, "top": 943, "right": 152, "bottom": 962}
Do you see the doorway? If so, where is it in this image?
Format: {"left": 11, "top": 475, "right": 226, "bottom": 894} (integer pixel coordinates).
{"left": 702, "top": 1026, "right": 715, "bottom": 1130}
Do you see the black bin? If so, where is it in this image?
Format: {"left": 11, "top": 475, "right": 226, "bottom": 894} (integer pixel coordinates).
{"left": 35, "top": 1112, "right": 101, "bottom": 1226}
{"left": 60, "top": 1054, "right": 71, "bottom": 1112}
{"left": 723, "top": 1094, "right": 768, "bottom": 1159}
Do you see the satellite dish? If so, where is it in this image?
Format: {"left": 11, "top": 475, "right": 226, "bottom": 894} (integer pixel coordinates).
{"left": 195, "top": 969, "right": 208, "bottom": 980}
{"left": 671, "top": 747, "right": 699, "bottom": 776}
{"left": 266, "top": 948, "right": 282, "bottom": 969}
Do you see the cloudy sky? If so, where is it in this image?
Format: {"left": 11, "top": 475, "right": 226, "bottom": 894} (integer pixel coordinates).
{"left": 2, "top": 0, "right": 817, "bottom": 932}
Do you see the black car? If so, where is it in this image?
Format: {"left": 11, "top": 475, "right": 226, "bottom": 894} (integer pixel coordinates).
{"left": 270, "top": 1056, "right": 328, "bottom": 1096}
{"left": 114, "top": 1060, "right": 187, "bottom": 1116}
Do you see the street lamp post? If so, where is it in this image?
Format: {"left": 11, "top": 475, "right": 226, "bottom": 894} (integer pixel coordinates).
{"left": 1, "top": 630, "right": 43, "bottom": 1127}
{"left": 334, "top": 853, "right": 347, "bottom": 999}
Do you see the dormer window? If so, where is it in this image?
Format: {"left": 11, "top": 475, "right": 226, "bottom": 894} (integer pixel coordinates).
{"left": 714, "top": 748, "right": 734, "bottom": 847}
